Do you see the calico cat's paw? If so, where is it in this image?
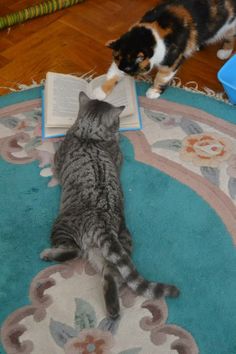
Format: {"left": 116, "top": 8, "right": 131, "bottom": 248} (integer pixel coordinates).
{"left": 146, "top": 87, "right": 161, "bottom": 99}
{"left": 93, "top": 86, "right": 107, "bottom": 100}
{"left": 217, "top": 49, "right": 233, "bottom": 60}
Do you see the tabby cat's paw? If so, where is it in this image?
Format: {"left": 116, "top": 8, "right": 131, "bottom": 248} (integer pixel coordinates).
{"left": 93, "top": 86, "right": 107, "bottom": 100}
{"left": 146, "top": 87, "right": 161, "bottom": 99}
{"left": 217, "top": 49, "right": 233, "bottom": 60}
{"left": 40, "top": 248, "right": 54, "bottom": 261}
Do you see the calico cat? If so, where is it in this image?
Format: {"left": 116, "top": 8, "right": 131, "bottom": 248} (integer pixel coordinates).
{"left": 93, "top": 0, "right": 236, "bottom": 100}
{"left": 40, "top": 92, "right": 179, "bottom": 319}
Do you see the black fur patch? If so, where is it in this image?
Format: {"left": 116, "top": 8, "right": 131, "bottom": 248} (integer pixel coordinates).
{"left": 103, "top": 274, "right": 120, "bottom": 319}
{"left": 111, "top": 26, "right": 156, "bottom": 75}
{"left": 136, "top": 280, "right": 149, "bottom": 295}
{"left": 53, "top": 249, "right": 78, "bottom": 262}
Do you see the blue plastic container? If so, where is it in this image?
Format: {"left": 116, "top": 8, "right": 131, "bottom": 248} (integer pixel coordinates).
{"left": 217, "top": 54, "right": 236, "bottom": 104}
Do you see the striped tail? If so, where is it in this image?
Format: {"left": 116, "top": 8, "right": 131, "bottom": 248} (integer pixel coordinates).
{"left": 99, "top": 235, "right": 180, "bottom": 299}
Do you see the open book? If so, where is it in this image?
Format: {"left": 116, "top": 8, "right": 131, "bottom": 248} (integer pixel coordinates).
{"left": 42, "top": 72, "right": 142, "bottom": 139}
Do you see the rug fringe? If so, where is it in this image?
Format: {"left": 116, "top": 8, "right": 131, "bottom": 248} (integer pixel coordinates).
{"left": 0, "top": 71, "right": 230, "bottom": 105}
{"left": 170, "top": 76, "right": 230, "bottom": 104}
{"left": 0, "top": 70, "right": 97, "bottom": 93}
{"left": 0, "top": 79, "right": 45, "bottom": 92}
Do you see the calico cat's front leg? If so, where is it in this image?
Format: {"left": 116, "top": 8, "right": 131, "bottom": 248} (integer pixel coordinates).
{"left": 93, "top": 62, "right": 124, "bottom": 100}
{"left": 146, "top": 54, "right": 184, "bottom": 99}
{"left": 146, "top": 66, "right": 176, "bottom": 99}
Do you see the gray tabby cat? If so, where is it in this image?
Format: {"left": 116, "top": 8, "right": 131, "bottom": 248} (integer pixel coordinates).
{"left": 40, "top": 92, "right": 179, "bottom": 319}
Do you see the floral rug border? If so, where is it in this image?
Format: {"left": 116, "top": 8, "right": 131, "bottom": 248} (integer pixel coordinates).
{"left": 1, "top": 260, "right": 199, "bottom": 354}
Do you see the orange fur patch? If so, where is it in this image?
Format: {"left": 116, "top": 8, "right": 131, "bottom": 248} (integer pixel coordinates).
{"left": 142, "top": 22, "right": 172, "bottom": 38}
{"left": 225, "top": 0, "right": 234, "bottom": 17}
{"left": 210, "top": 1, "right": 218, "bottom": 17}
{"left": 168, "top": 5, "right": 197, "bottom": 54}
{"left": 185, "top": 29, "right": 198, "bottom": 55}
{"left": 139, "top": 57, "right": 150, "bottom": 70}
{"left": 101, "top": 75, "right": 119, "bottom": 95}
{"left": 168, "top": 5, "right": 193, "bottom": 26}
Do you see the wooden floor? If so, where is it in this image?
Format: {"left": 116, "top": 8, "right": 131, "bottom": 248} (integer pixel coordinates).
{"left": 0, "top": 0, "right": 231, "bottom": 96}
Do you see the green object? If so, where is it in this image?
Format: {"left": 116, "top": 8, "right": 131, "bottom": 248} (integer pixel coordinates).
{"left": 0, "top": 0, "right": 84, "bottom": 30}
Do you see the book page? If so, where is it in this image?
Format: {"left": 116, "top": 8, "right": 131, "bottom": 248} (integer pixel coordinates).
{"left": 45, "top": 72, "right": 88, "bottom": 127}
{"left": 89, "top": 75, "right": 135, "bottom": 118}
{"left": 119, "top": 84, "right": 141, "bottom": 130}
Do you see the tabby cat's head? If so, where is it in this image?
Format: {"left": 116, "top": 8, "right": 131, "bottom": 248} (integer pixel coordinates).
{"left": 73, "top": 92, "right": 124, "bottom": 141}
{"left": 107, "top": 26, "right": 157, "bottom": 76}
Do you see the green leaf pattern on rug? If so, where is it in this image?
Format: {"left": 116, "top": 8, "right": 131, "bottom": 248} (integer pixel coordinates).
{"left": 118, "top": 348, "right": 142, "bottom": 354}
{"left": 152, "top": 139, "right": 182, "bottom": 151}
{"left": 49, "top": 298, "right": 140, "bottom": 353}
{"left": 49, "top": 318, "right": 77, "bottom": 348}
{"left": 24, "top": 136, "right": 42, "bottom": 152}
{"left": 179, "top": 119, "right": 203, "bottom": 135}
{"left": 200, "top": 166, "right": 220, "bottom": 186}
{"left": 228, "top": 177, "right": 236, "bottom": 199}
{"left": 74, "top": 298, "right": 97, "bottom": 332}
{"left": 145, "top": 107, "right": 236, "bottom": 192}
{"left": 0, "top": 116, "right": 20, "bottom": 129}
{"left": 144, "top": 109, "right": 180, "bottom": 128}
{"left": 98, "top": 317, "right": 120, "bottom": 334}
{"left": 144, "top": 109, "right": 168, "bottom": 122}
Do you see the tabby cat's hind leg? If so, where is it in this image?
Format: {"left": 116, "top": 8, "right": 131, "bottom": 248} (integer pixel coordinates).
{"left": 217, "top": 27, "right": 235, "bottom": 60}
{"left": 40, "top": 247, "right": 79, "bottom": 262}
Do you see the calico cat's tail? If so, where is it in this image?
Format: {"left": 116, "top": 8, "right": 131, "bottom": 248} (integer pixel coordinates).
{"left": 99, "top": 236, "right": 180, "bottom": 299}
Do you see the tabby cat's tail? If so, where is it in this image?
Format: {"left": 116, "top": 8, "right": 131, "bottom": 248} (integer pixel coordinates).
{"left": 99, "top": 236, "right": 179, "bottom": 299}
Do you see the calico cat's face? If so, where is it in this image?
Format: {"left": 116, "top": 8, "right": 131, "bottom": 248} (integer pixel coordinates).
{"left": 107, "top": 26, "right": 157, "bottom": 76}
{"left": 73, "top": 92, "right": 124, "bottom": 141}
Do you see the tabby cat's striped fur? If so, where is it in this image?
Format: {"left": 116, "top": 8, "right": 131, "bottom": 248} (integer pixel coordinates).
{"left": 41, "top": 92, "right": 179, "bottom": 319}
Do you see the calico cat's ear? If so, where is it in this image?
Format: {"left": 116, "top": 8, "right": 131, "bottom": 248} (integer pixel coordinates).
{"left": 79, "top": 91, "right": 90, "bottom": 106}
{"left": 106, "top": 39, "right": 121, "bottom": 50}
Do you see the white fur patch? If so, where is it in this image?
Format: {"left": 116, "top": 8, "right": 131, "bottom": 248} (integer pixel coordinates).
{"left": 217, "top": 48, "right": 233, "bottom": 60}
{"left": 146, "top": 87, "right": 161, "bottom": 99}
{"left": 149, "top": 29, "right": 166, "bottom": 68}
{"left": 87, "top": 248, "right": 104, "bottom": 272}
{"left": 206, "top": 19, "right": 236, "bottom": 44}
{"left": 107, "top": 61, "right": 125, "bottom": 80}
{"left": 119, "top": 265, "right": 131, "bottom": 278}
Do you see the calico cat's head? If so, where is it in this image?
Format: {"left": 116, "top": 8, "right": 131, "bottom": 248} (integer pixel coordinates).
{"left": 107, "top": 26, "right": 158, "bottom": 76}
{"left": 72, "top": 92, "right": 125, "bottom": 141}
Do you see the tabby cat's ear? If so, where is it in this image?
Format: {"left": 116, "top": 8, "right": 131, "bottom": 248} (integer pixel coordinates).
{"left": 79, "top": 91, "right": 90, "bottom": 106}
{"left": 112, "top": 105, "right": 125, "bottom": 117}
{"left": 106, "top": 105, "right": 125, "bottom": 129}
{"left": 106, "top": 39, "right": 121, "bottom": 50}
